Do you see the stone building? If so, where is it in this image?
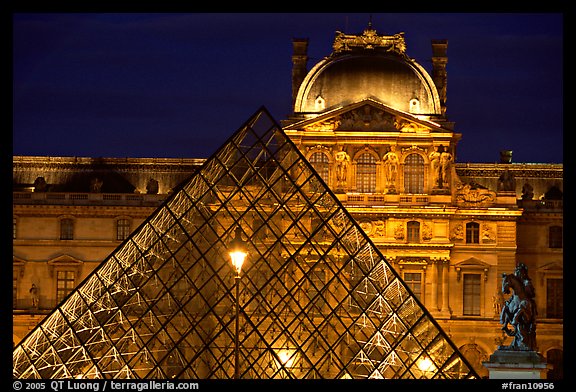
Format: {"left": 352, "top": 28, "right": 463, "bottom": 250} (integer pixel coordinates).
{"left": 12, "top": 25, "right": 562, "bottom": 378}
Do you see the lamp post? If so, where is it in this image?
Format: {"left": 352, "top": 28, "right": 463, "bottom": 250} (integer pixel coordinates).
{"left": 228, "top": 226, "right": 247, "bottom": 379}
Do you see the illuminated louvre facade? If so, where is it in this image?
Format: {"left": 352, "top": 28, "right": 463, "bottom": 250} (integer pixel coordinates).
{"left": 13, "top": 26, "right": 562, "bottom": 378}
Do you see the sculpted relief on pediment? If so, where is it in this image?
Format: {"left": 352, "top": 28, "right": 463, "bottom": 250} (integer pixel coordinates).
{"left": 303, "top": 105, "right": 431, "bottom": 133}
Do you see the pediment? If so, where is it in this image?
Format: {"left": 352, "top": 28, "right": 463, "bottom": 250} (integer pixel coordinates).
{"left": 285, "top": 99, "right": 443, "bottom": 133}
{"left": 454, "top": 257, "right": 491, "bottom": 269}
{"left": 47, "top": 254, "right": 84, "bottom": 277}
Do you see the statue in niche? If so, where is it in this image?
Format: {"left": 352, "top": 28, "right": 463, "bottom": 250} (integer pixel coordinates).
{"left": 440, "top": 147, "right": 453, "bottom": 188}
{"left": 33, "top": 177, "right": 48, "bottom": 192}
{"left": 521, "top": 183, "right": 534, "bottom": 200}
{"left": 334, "top": 150, "right": 350, "bottom": 188}
{"left": 29, "top": 284, "right": 39, "bottom": 309}
{"left": 146, "top": 178, "right": 159, "bottom": 194}
{"left": 497, "top": 169, "right": 516, "bottom": 192}
{"left": 429, "top": 146, "right": 441, "bottom": 188}
{"left": 499, "top": 263, "right": 537, "bottom": 351}
{"left": 382, "top": 145, "right": 399, "bottom": 191}
{"left": 90, "top": 177, "right": 103, "bottom": 193}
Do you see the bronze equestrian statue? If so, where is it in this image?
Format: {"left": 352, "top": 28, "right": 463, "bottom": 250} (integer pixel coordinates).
{"left": 499, "top": 263, "right": 537, "bottom": 351}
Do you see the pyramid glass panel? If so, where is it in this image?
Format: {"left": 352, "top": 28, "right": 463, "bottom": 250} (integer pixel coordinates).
{"left": 13, "top": 107, "right": 478, "bottom": 379}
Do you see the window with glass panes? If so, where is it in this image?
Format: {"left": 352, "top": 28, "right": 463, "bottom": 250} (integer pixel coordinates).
{"left": 407, "top": 221, "right": 420, "bottom": 243}
{"left": 466, "top": 222, "right": 480, "bottom": 244}
{"left": 356, "top": 153, "right": 376, "bottom": 193}
{"left": 116, "top": 218, "right": 131, "bottom": 241}
{"left": 404, "top": 272, "right": 422, "bottom": 299}
{"left": 309, "top": 152, "right": 330, "bottom": 184}
{"left": 463, "top": 274, "right": 481, "bottom": 315}
{"left": 60, "top": 218, "right": 74, "bottom": 240}
{"left": 546, "top": 278, "right": 563, "bottom": 318}
{"left": 56, "top": 270, "right": 75, "bottom": 303}
{"left": 549, "top": 226, "right": 562, "bottom": 249}
{"left": 403, "top": 153, "right": 424, "bottom": 193}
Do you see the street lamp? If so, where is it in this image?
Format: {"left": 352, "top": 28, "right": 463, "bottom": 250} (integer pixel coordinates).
{"left": 228, "top": 226, "right": 247, "bottom": 379}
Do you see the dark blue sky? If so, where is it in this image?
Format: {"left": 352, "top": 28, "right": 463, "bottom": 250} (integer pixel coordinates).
{"left": 12, "top": 13, "right": 563, "bottom": 163}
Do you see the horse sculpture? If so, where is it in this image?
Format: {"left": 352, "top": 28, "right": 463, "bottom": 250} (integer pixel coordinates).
{"left": 499, "top": 263, "right": 537, "bottom": 351}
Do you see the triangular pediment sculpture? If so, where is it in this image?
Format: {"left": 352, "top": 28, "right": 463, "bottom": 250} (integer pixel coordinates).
{"left": 286, "top": 99, "right": 441, "bottom": 134}
{"left": 14, "top": 107, "right": 477, "bottom": 379}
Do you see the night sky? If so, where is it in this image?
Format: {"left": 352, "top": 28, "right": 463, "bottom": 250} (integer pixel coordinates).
{"left": 12, "top": 13, "right": 563, "bottom": 164}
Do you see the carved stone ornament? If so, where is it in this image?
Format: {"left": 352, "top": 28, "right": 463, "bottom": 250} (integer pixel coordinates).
{"left": 455, "top": 181, "right": 496, "bottom": 206}
{"left": 303, "top": 118, "right": 341, "bottom": 132}
{"left": 450, "top": 223, "right": 464, "bottom": 241}
{"left": 337, "top": 106, "right": 396, "bottom": 131}
{"left": 394, "top": 119, "right": 430, "bottom": 133}
{"left": 394, "top": 224, "right": 405, "bottom": 240}
{"left": 332, "top": 27, "right": 407, "bottom": 56}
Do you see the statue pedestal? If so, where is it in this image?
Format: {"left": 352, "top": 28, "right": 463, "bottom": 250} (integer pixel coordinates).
{"left": 483, "top": 349, "right": 551, "bottom": 379}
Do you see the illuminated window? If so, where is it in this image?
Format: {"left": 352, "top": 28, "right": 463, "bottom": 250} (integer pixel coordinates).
{"left": 466, "top": 222, "right": 480, "bottom": 244}
{"left": 463, "top": 274, "right": 481, "bottom": 316}
{"left": 407, "top": 221, "right": 420, "bottom": 243}
{"left": 116, "top": 218, "right": 131, "bottom": 241}
{"left": 404, "top": 272, "right": 422, "bottom": 299}
{"left": 546, "top": 278, "right": 563, "bottom": 318}
{"left": 13, "top": 217, "right": 17, "bottom": 239}
{"left": 309, "top": 152, "right": 330, "bottom": 184}
{"left": 403, "top": 153, "right": 424, "bottom": 193}
{"left": 356, "top": 153, "right": 376, "bottom": 193}
{"left": 60, "top": 218, "right": 74, "bottom": 240}
{"left": 549, "top": 226, "right": 562, "bottom": 248}
{"left": 56, "top": 270, "right": 75, "bottom": 303}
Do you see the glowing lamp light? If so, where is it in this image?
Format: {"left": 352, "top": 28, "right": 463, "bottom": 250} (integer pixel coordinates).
{"left": 277, "top": 349, "right": 296, "bottom": 368}
{"left": 417, "top": 356, "right": 436, "bottom": 374}
{"left": 228, "top": 227, "right": 247, "bottom": 276}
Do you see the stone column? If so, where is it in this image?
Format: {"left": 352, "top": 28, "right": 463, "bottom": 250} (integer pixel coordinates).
{"left": 429, "top": 260, "right": 438, "bottom": 312}
{"left": 440, "top": 259, "right": 450, "bottom": 315}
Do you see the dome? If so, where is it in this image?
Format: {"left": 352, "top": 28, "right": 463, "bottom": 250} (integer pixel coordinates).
{"left": 293, "top": 29, "right": 442, "bottom": 116}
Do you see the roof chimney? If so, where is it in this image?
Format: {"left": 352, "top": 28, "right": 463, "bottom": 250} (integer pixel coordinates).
{"left": 431, "top": 39, "right": 448, "bottom": 116}
{"left": 291, "top": 38, "right": 309, "bottom": 110}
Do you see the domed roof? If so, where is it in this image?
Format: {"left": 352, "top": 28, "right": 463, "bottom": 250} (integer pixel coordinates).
{"left": 293, "top": 28, "right": 442, "bottom": 116}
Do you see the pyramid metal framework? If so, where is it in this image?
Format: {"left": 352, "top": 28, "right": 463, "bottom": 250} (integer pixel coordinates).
{"left": 13, "top": 108, "right": 478, "bottom": 379}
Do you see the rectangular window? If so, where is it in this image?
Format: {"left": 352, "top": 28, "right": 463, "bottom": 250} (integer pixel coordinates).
{"left": 546, "top": 278, "right": 563, "bottom": 318}
{"left": 117, "top": 218, "right": 131, "bottom": 241}
{"left": 466, "top": 222, "right": 480, "bottom": 244}
{"left": 60, "top": 218, "right": 74, "bottom": 240}
{"left": 13, "top": 217, "right": 17, "bottom": 239}
{"left": 56, "top": 270, "right": 75, "bottom": 303}
{"left": 407, "top": 221, "right": 420, "bottom": 243}
{"left": 463, "top": 274, "right": 481, "bottom": 316}
{"left": 404, "top": 272, "right": 422, "bottom": 300}
{"left": 549, "top": 226, "right": 562, "bottom": 249}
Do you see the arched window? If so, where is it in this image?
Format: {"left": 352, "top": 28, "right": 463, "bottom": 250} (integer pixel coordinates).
{"left": 407, "top": 221, "right": 420, "bottom": 243}
{"left": 356, "top": 153, "right": 376, "bottom": 193}
{"left": 309, "top": 152, "right": 330, "bottom": 184}
{"left": 466, "top": 222, "right": 480, "bottom": 244}
{"left": 404, "top": 153, "right": 424, "bottom": 193}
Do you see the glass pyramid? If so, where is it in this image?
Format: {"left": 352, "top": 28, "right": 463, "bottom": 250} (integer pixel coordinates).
{"left": 13, "top": 108, "right": 478, "bottom": 379}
